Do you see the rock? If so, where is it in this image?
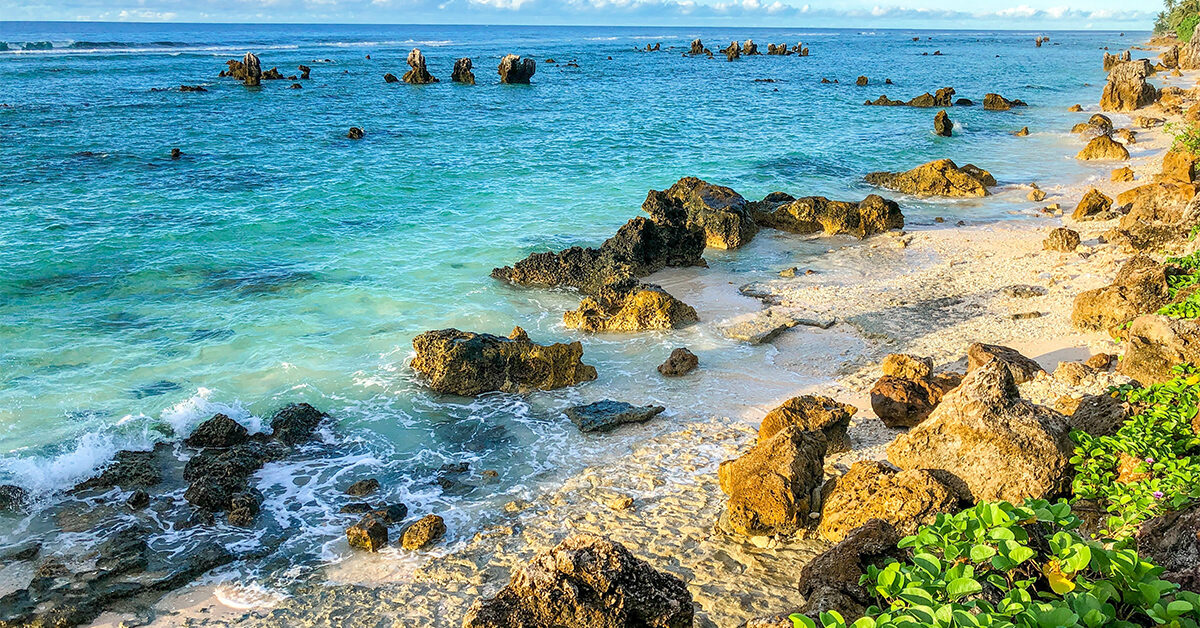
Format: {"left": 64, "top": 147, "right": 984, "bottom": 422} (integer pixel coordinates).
{"left": 817, "top": 461, "right": 961, "bottom": 543}
{"left": 882, "top": 353, "right": 933, "bottom": 380}
{"left": 74, "top": 449, "right": 163, "bottom": 491}
{"left": 411, "top": 328, "right": 597, "bottom": 396}
{"left": 1119, "top": 315, "right": 1200, "bottom": 385}
{"left": 402, "top": 48, "right": 438, "bottom": 84}
{"left": 170, "top": 148, "right": 182, "bottom": 160}
{"left": 184, "top": 414, "right": 249, "bottom": 448}
{"left": 384, "top": 73, "right": 400, "bottom": 83}
{"left": 751, "top": 194, "right": 904, "bottom": 238}
{"left": 0, "top": 485, "right": 28, "bottom": 511}
{"left": 347, "top": 515, "right": 389, "bottom": 551}
{"left": 865, "top": 159, "right": 992, "bottom": 197}
{"left": 346, "top": 478, "right": 380, "bottom": 497}
{"left": 1111, "top": 166, "right": 1134, "bottom": 181}
{"left": 1072, "top": 188, "right": 1114, "bottom": 220}
{"left": 1003, "top": 284, "right": 1047, "bottom": 298}
{"left": 1065, "top": 394, "right": 1131, "bottom": 437}
{"left": 870, "top": 372, "right": 962, "bottom": 429}
{"left": 1027, "top": 186, "right": 1046, "bottom": 202}
{"left": 657, "top": 348, "right": 698, "bottom": 376}
{"left": 1086, "top": 353, "right": 1116, "bottom": 370}
{"left": 126, "top": 490, "right": 149, "bottom": 510}
{"left": 348, "top": 127, "right": 364, "bottom": 140}
{"left": 689, "top": 39, "right": 705, "bottom": 55}
{"left": 452, "top": 57, "right": 475, "bottom": 84}
{"left": 1100, "top": 60, "right": 1159, "bottom": 111}
{"left": 241, "top": 52, "right": 262, "bottom": 86}
{"left": 759, "top": 395, "right": 856, "bottom": 454}
{"left": 650, "top": 176, "right": 756, "bottom": 249}
{"left": 1053, "top": 361, "right": 1093, "bottom": 386}
{"left": 564, "top": 400, "right": 665, "bottom": 433}
{"left": 966, "top": 343, "right": 1044, "bottom": 384}
{"left": 563, "top": 279, "right": 697, "bottom": 332}
{"left": 1043, "top": 227, "right": 1081, "bottom": 252}
{"left": 270, "top": 402, "right": 328, "bottom": 445}
{"left": 886, "top": 360, "right": 1073, "bottom": 503}
{"left": 796, "top": 520, "right": 903, "bottom": 621}
{"left": 461, "top": 534, "right": 693, "bottom": 628}
{"left": 1136, "top": 115, "right": 1166, "bottom": 128}
{"left": 718, "top": 426, "right": 826, "bottom": 536}
{"left": 719, "top": 306, "right": 835, "bottom": 344}
{"left": 1015, "top": 126, "right": 1030, "bottom": 136}
{"left": 1118, "top": 182, "right": 1198, "bottom": 227}
{"left": 1137, "top": 503, "right": 1200, "bottom": 593}
{"left": 498, "top": 54, "right": 536, "bottom": 84}
{"left": 1161, "top": 150, "right": 1200, "bottom": 183}
{"left": 401, "top": 514, "right": 446, "bottom": 550}
{"left": 298, "top": 64, "right": 311, "bottom": 79}
{"left": 1077, "top": 135, "right": 1130, "bottom": 160}
{"left": 372, "top": 503, "right": 408, "bottom": 524}
{"left": 228, "top": 489, "right": 263, "bottom": 526}
{"left": 856, "top": 76, "right": 868, "bottom": 86}
{"left": 340, "top": 502, "right": 374, "bottom": 514}
{"left": 182, "top": 439, "right": 285, "bottom": 513}
{"left": 1068, "top": 104, "right": 1084, "bottom": 112}
{"left": 1115, "top": 128, "right": 1137, "bottom": 144}
{"left": 1072, "top": 255, "right": 1169, "bottom": 333}
{"left": 982, "top": 93, "right": 1027, "bottom": 111}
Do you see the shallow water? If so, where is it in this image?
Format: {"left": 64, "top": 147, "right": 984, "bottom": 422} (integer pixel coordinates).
{"left": 0, "top": 21, "right": 1146, "bottom": 593}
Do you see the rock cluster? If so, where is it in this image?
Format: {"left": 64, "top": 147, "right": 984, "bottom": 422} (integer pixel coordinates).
{"left": 865, "top": 87, "right": 955, "bottom": 108}
{"left": 869, "top": 353, "right": 962, "bottom": 428}
{"left": 1072, "top": 255, "right": 1170, "bottom": 334}
{"left": 750, "top": 194, "right": 904, "bottom": 238}
{"left": 410, "top": 327, "right": 598, "bottom": 396}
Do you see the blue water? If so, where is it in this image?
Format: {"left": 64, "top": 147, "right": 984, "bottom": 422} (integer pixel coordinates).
{"left": 0, "top": 21, "right": 1146, "bottom": 588}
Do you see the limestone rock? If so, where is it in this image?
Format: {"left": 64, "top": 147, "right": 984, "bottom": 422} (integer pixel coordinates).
{"left": 933, "top": 109, "right": 952, "bottom": 136}
{"left": 410, "top": 327, "right": 597, "bottom": 396}
{"left": 657, "top": 348, "right": 698, "bottom": 376}
{"left": 1077, "top": 135, "right": 1130, "bottom": 161}
{"left": 347, "top": 515, "right": 388, "bottom": 552}
{"left": 1100, "top": 60, "right": 1159, "bottom": 111}
{"left": 403, "top": 48, "right": 438, "bottom": 84}
{"left": 1072, "top": 188, "right": 1114, "bottom": 220}
{"left": 870, "top": 372, "right": 962, "bottom": 428}
{"left": 1072, "top": 256, "right": 1169, "bottom": 333}
{"left": 882, "top": 353, "right": 933, "bottom": 380}
{"left": 752, "top": 194, "right": 904, "bottom": 238}
{"left": 563, "top": 279, "right": 697, "bottom": 332}
{"left": 648, "top": 176, "right": 757, "bottom": 249}
{"left": 966, "top": 343, "right": 1044, "bottom": 384}
{"left": 719, "top": 426, "right": 826, "bottom": 536}
{"left": 1044, "top": 227, "right": 1080, "bottom": 252}
{"left": 1065, "top": 394, "right": 1131, "bottom": 437}
{"left": 983, "top": 93, "right": 1027, "bottom": 110}
{"left": 452, "top": 57, "right": 475, "bottom": 84}
{"left": 564, "top": 400, "right": 665, "bottom": 433}
{"left": 241, "top": 52, "right": 261, "bottom": 86}
{"left": 401, "top": 514, "right": 446, "bottom": 550}
{"left": 1111, "top": 166, "right": 1134, "bottom": 181}
{"left": 865, "top": 159, "right": 993, "bottom": 197}
{"left": 759, "top": 395, "right": 857, "bottom": 454}
{"left": 498, "top": 54, "right": 536, "bottom": 84}
{"left": 796, "top": 520, "right": 903, "bottom": 621}
{"left": 817, "top": 461, "right": 961, "bottom": 543}
{"left": 1119, "top": 315, "right": 1200, "bottom": 385}
{"left": 1162, "top": 150, "right": 1200, "bottom": 183}
{"left": 1118, "top": 182, "right": 1198, "bottom": 227}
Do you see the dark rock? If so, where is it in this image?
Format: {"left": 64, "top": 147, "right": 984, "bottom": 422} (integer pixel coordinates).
{"left": 348, "top": 127, "right": 365, "bottom": 140}
{"left": 179, "top": 85, "right": 207, "bottom": 92}
{"left": 856, "top": 75, "right": 868, "bottom": 86}
{"left": 403, "top": 48, "right": 438, "bottom": 84}
{"left": 347, "top": 515, "right": 389, "bottom": 552}
{"left": 371, "top": 503, "right": 408, "bottom": 524}
{"left": 184, "top": 413, "right": 249, "bottom": 448}
{"left": 452, "top": 57, "right": 475, "bottom": 84}
{"left": 74, "top": 449, "right": 163, "bottom": 491}
{"left": 759, "top": 395, "right": 856, "bottom": 454}
{"left": 346, "top": 478, "right": 380, "bottom": 496}
{"left": 126, "top": 489, "right": 149, "bottom": 510}
{"left": 170, "top": 147, "right": 182, "bottom": 160}
{"left": 401, "top": 514, "right": 446, "bottom": 550}
{"left": 1138, "top": 503, "right": 1200, "bottom": 592}
{"left": 657, "top": 347, "right": 699, "bottom": 376}
{"left": 270, "top": 402, "right": 328, "bottom": 445}
{"left": 299, "top": 64, "right": 311, "bottom": 79}
{"left": 0, "top": 542, "right": 40, "bottom": 562}
{"left": 411, "top": 327, "right": 597, "bottom": 396}
{"left": 498, "top": 54, "right": 536, "bottom": 84}
{"left": 564, "top": 400, "right": 665, "bottom": 433}
{"left": 1065, "top": 394, "right": 1131, "bottom": 437}
{"left": 384, "top": 73, "right": 400, "bottom": 83}
{"left": 227, "top": 489, "right": 263, "bottom": 526}
{"left": 340, "top": 502, "right": 374, "bottom": 514}
{"left": 0, "top": 484, "right": 28, "bottom": 511}
{"left": 796, "top": 520, "right": 903, "bottom": 621}
{"left": 934, "top": 109, "right": 952, "bottom": 136}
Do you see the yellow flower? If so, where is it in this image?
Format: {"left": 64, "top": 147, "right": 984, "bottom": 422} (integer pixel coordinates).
{"left": 1043, "top": 560, "right": 1076, "bottom": 595}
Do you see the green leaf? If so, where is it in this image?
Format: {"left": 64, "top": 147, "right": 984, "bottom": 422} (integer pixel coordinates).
{"left": 971, "top": 544, "right": 997, "bottom": 562}
{"left": 789, "top": 613, "right": 818, "bottom": 628}
{"left": 947, "top": 577, "right": 983, "bottom": 600}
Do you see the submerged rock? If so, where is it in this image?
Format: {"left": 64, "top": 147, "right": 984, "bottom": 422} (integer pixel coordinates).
{"left": 410, "top": 327, "right": 597, "bottom": 396}
{"left": 346, "top": 478, "right": 380, "bottom": 496}
{"left": 0, "top": 485, "right": 28, "bottom": 511}
{"left": 384, "top": 73, "right": 400, "bottom": 83}
{"left": 719, "top": 306, "right": 835, "bottom": 344}
{"left": 865, "top": 159, "right": 993, "bottom": 197}
{"left": 403, "top": 48, "right": 438, "bottom": 84}
{"left": 462, "top": 534, "right": 693, "bottom": 628}
{"left": 74, "top": 449, "right": 164, "bottom": 491}
{"left": 452, "top": 57, "right": 475, "bottom": 84}
{"left": 759, "top": 395, "right": 856, "bottom": 454}
{"left": 563, "top": 279, "right": 698, "bottom": 332}
{"left": 657, "top": 347, "right": 698, "bottom": 376}
{"left": 751, "top": 194, "right": 904, "bottom": 238}
{"left": 719, "top": 426, "right": 826, "bottom": 536}
{"left": 564, "top": 400, "right": 666, "bottom": 433}
{"left": 184, "top": 413, "right": 249, "bottom": 448}
{"left": 818, "top": 461, "right": 961, "bottom": 543}
{"left": 498, "top": 54, "right": 536, "bottom": 84}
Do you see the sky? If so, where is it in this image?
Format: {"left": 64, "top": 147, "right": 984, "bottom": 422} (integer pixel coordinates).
{"left": 0, "top": 0, "right": 1160, "bottom": 30}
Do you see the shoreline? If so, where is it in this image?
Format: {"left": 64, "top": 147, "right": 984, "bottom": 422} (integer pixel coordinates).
{"left": 89, "top": 39, "right": 1191, "bottom": 628}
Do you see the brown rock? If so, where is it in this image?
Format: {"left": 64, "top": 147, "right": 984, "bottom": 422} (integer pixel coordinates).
{"left": 865, "top": 159, "right": 992, "bottom": 197}
{"left": 718, "top": 426, "right": 826, "bottom": 536}
{"left": 657, "top": 347, "right": 698, "bottom": 376}
{"left": 1077, "top": 135, "right": 1131, "bottom": 161}
{"left": 1053, "top": 361, "right": 1093, "bottom": 386}
{"left": 498, "top": 54, "right": 536, "bottom": 84}
{"left": 402, "top": 48, "right": 438, "bottom": 84}
{"left": 347, "top": 515, "right": 388, "bottom": 552}
{"left": 796, "top": 520, "right": 903, "bottom": 621}
{"left": 934, "top": 109, "right": 952, "bottom": 136}
{"left": 1043, "top": 227, "right": 1080, "bottom": 252}
{"left": 1137, "top": 503, "right": 1200, "bottom": 593}
{"left": 881, "top": 353, "right": 933, "bottom": 380}
{"left": 451, "top": 57, "right": 475, "bottom": 84}
{"left": 1111, "top": 166, "right": 1134, "bottom": 182}
{"left": 1071, "top": 256, "right": 1169, "bottom": 333}
{"left": 1118, "top": 182, "right": 1198, "bottom": 227}
{"left": 651, "top": 176, "right": 757, "bottom": 249}
{"left": 401, "top": 514, "right": 446, "bottom": 550}
{"left": 1162, "top": 150, "right": 1200, "bottom": 183}
{"left": 1119, "top": 315, "right": 1200, "bottom": 385}
{"left": 1085, "top": 353, "right": 1115, "bottom": 370}
{"left": 751, "top": 194, "right": 904, "bottom": 238}
{"left": 966, "top": 342, "right": 1044, "bottom": 384}
{"left": 563, "top": 280, "right": 697, "bottom": 332}
{"left": 983, "top": 93, "right": 1027, "bottom": 110}
{"left": 760, "top": 395, "right": 857, "bottom": 454}
{"left": 410, "top": 327, "right": 597, "bottom": 396}
{"left": 870, "top": 373, "right": 961, "bottom": 428}
{"left": 817, "top": 461, "right": 960, "bottom": 543}
{"left": 1072, "top": 188, "right": 1114, "bottom": 220}
{"left": 1065, "top": 394, "right": 1131, "bottom": 437}
{"left": 1099, "top": 59, "right": 1159, "bottom": 112}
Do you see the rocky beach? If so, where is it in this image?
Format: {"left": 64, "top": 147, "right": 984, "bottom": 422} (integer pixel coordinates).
{"left": 3, "top": 21, "right": 1200, "bottom": 628}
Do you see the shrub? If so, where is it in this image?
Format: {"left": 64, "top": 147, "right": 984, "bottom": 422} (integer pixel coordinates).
{"left": 1180, "top": 14, "right": 1200, "bottom": 41}
{"left": 1169, "top": 122, "right": 1200, "bottom": 158}
{"left": 1158, "top": 252, "right": 1200, "bottom": 319}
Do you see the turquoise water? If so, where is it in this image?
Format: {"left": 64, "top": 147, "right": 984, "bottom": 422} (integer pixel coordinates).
{"left": 0, "top": 21, "right": 1145, "bottom": 582}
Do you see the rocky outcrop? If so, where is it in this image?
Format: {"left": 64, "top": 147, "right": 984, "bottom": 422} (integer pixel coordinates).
{"left": 1072, "top": 255, "right": 1169, "bottom": 333}
{"left": 966, "top": 343, "right": 1044, "bottom": 384}
{"left": 564, "top": 400, "right": 666, "bottom": 432}
{"left": 865, "top": 159, "right": 993, "bottom": 197}
{"left": 647, "top": 176, "right": 757, "bottom": 249}
{"left": 1137, "top": 503, "right": 1200, "bottom": 593}
{"left": 934, "top": 109, "right": 952, "bottom": 136}
{"left": 1100, "top": 60, "right": 1159, "bottom": 111}
{"left": 759, "top": 395, "right": 856, "bottom": 454}
{"left": 1181, "top": 37, "right": 1200, "bottom": 70}
{"left": 1077, "top": 135, "right": 1130, "bottom": 161}
{"left": 462, "top": 534, "right": 693, "bottom": 628}
{"left": 1072, "top": 188, "right": 1114, "bottom": 220}
{"left": 870, "top": 354, "right": 962, "bottom": 428}
{"left": 410, "top": 327, "right": 597, "bottom": 396}
{"left": 452, "top": 58, "right": 475, "bottom": 84}
{"left": 0, "top": 485, "right": 28, "bottom": 511}
{"left": 348, "top": 127, "right": 365, "bottom": 140}
{"left": 563, "top": 279, "right": 698, "bottom": 332}
{"left": 1161, "top": 150, "right": 1199, "bottom": 183}
{"left": 498, "top": 54, "right": 536, "bottom": 84}
{"left": 983, "top": 93, "right": 1027, "bottom": 110}
{"left": 403, "top": 48, "right": 438, "bottom": 84}
{"left": 796, "top": 520, "right": 903, "bottom": 621}
{"left": 226, "top": 52, "right": 262, "bottom": 86}
{"left": 1043, "top": 227, "right": 1081, "bottom": 252}
{"left": 657, "top": 347, "right": 698, "bottom": 376}
{"left": 719, "top": 426, "right": 826, "bottom": 536}
{"left": 401, "top": 514, "right": 446, "bottom": 550}
{"left": 270, "top": 402, "right": 329, "bottom": 445}
{"left": 817, "top": 461, "right": 961, "bottom": 543}
{"left": 864, "top": 87, "right": 955, "bottom": 108}
{"left": 751, "top": 194, "right": 904, "bottom": 238}
{"left": 184, "top": 413, "right": 249, "bottom": 448}
{"left": 1117, "top": 182, "right": 1198, "bottom": 227}
{"left": 298, "top": 64, "right": 311, "bottom": 79}
{"left": 1119, "top": 315, "right": 1200, "bottom": 385}
{"left": 886, "top": 360, "right": 1073, "bottom": 503}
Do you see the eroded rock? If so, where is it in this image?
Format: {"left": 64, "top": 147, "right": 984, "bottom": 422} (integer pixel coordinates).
{"left": 817, "top": 461, "right": 961, "bottom": 543}
{"left": 759, "top": 395, "right": 856, "bottom": 454}
{"left": 865, "top": 159, "right": 993, "bottom": 197}
{"left": 411, "top": 327, "right": 597, "bottom": 396}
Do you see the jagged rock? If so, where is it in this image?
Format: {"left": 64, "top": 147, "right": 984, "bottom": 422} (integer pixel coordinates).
{"left": 759, "top": 395, "right": 856, "bottom": 454}
{"left": 983, "top": 93, "right": 1027, "bottom": 110}
{"left": 1027, "top": 184, "right": 1046, "bottom": 202}
{"left": 967, "top": 343, "right": 1044, "bottom": 384}
{"left": 298, "top": 64, "right": 311, "bottom": 79}
{"left": 1065, "top": 394, "right": 1131, "bottom": 437}
{"left": 563, "top": 279, "right": 697, "bottom": 332}
{"left": 657, "top": 347, "right": 698, "bottom": 376}
{"left": 401, "top": 514, "right": 446, "bottom": 550}
{"left": 1138, "top": 503, "right": 1200, "bottom": 592}
{"left": 1072, "top": 255, "right": 1169, "bottom": 332}
{"left": 261, "top": 67, "right": 284, "bottom": 80}
{"left": 1043, "top": 227, "right": 1081, "bottom": 252}
{"left": 1162, "top": 150, "right": 1199, "bottom": 183}
{"left": 346, "top": 478, "right": 380, "bottom": 496}
{"left": 74, "top": 449, "right": 163, "bottom": 491}
{"left": 384, "top": 73, "right": 400, "bottom": 83}
{"left": 347, "top": 515, "right": 389, "bottom": 551}
{"left": 348, "top": 127, "right": 364, "bottom": 140}
{"left": 1103, "top": 50, "right": 1131, "bottom": 71}
{"left": 865, "top": 87, "right": 955, "bottom": 108}
{"left": 236, "top": 52, "right": 262, "bottom": 86}
{"left": 741, "top": 40, "right": 759, "bottom": 55}
{"left": 796, "top": 520, "right": 903, "bottom": 621}
{"left": 461, "top": 534, "right": 693, "bottom": 628}
{"left": 1100, "top": 60, "right": 1159, "bottom": 111}
{"left": 856, "top": 76, "right": 868, "bottom": 86}
{"left": 184, "top": 414, "right": 249, "bottom": 448}
{"left": 1072, "top": 188, "right": 1114, "bottom": 220}
{"left": 887, "top": 360, "right": 1073, "bottom": 503}
{"left": 818, "top": 461, "right": 961, "bottom": 543}
{"left": 498, "top": 54, "right": 536, "bottom": 84}
{"left": 228, "top": 489, "right": 263, "bottom": 526}
{"left": 689, "top": 39, "right": 705, "bottom": 55}
{"left": 1077, "top": 134, "right": 1130, "bottom": 160}
{"left": 752, "top": 194, "right": 904, "bottom": 239}
{"left": 564, "top": 400, "right": 665, "bottom": 433}
{"left": 648, "top": 176, "right": 756, "bottom": 249}
{"left": 1112, "top": 166, "right": 1134, "bottom": 181}
{"left": 1015, "top": 126, "right": 1030, "bottom": 136}
{"left": 870, "top": 369, "right": 962, "bottom": 429}
{"left": 126, "top": 489, "right": 149, "bottom": 510}
{"left": 1120, "top": 315, "right": 1200, "bottom": 385}
{"left": 1118, "top": 182, "right": 1198, "bottom": 227}
{"left": 934, "top": 109, "right": 952, "bottom": 136}
{"left": 403, "top": 48, "right": 438, "bottom": 84}
{"left": 865, "top": 159, "right": 992, "bottom": 197}
{"left": 724, "top": 41, "right": 741, "bottom": 61}
{"left": 183, "top": 439, "right": 286, "bottom": 513}
{"left": 410, "top": 327, "right": 597, "bottom": 396}
{"left": 271, "top": 403, "right": 328, "bottom": 445}
{"left": 452, "top": 57, "right": 475, "bottom": 84}
{"left": 719, "top": 426, "right": 826, "bottom": 536}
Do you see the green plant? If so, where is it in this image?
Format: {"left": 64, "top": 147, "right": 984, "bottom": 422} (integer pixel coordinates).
{"left": 1155, "top": 251, "right": 1200, "bottom": 319}
{"left": 1180, "top": 14, "right": 1200, "bottom": 41}
{"left": 1169, "top": 122, "right": 1200, "bottom": 158}
{"left": 788, "top": 500, "right": 1200, "bottom": 628}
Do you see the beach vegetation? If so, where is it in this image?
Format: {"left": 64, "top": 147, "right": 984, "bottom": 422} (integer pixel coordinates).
{"left": 1157, "top": 0, "right": 1200, "bottom": 39}
{"left": 1168, "top": 122, "right": 1200, "bottom": 157}
{"left": 1157, "top": 252, "right": 1200, "bottom": 319}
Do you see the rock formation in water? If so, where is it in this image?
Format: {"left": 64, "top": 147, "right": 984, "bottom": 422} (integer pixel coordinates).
{"left": 562, "top": 278, "right": 699, "bottom": 332}
{"left": 451, "top": 57, "right": 475, "bottom": 84}
{"left": 750, "top": 194, "right": 904, "bottom": 238}
{"left": 934, "top": 109, "right": 952, "bottom": 136}
{"left": 498, "top": 54, "right": 536, "bottom": 84}
{"left": 410, "top": 327, "right": 597, "bottom": 396}
{"left": 646, "top": 176, "right": 757, "bottom": 249}
{"left": 983, "top": 93, "right": 1028, "bottom": 110}
{"left": 403, "top": 48, "right": 438, "bottom": 84}
{"left": 865, "top": 159, "right": 994, "bottom": 197}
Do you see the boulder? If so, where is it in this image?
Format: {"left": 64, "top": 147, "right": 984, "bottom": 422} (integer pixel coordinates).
{"left": 401, "top": 514, "right": 446, "bottom": 550}
{"left": 1072, "top": 255, "right": 1169, "bottom": 332}
{"left": 886, "top": 360, "right": 1073, "bottom": 503}
{"left": 1072, "top": 188, "right": 1114, "bottom": 220}
{"left": 1077, "top": 135, "right": 1130, "bottom": 160}
{"left": 384, "top": 73, "right": 400, "bottom": 83}
{"left": 403, "top": 48, "right": 438, "bottom": 84}
{"left": 563, "top": 279, "right": 697, "bottom": 332}
{"left": 752, "top": 194, "right": 904, "bottom": 238}
{"left": 184, "top": 414, "right": 249, "bottom": 448}
{"left": 346, "top": 478, "right": 380, "bottom": 496}
{"left": 347, "top": 127, "right": 365, "bottom": 140}
{"left": 966, "top": 343, "right": 1044, "bottom": 384}
{"left": 689, "top": 39, "right": 705, "bottom": 55}
{"left": 347, "top": 515, "right": 388, "bottom": 552}
{"left": 759, "top": 395, "right": 856, "bottom": 454}
{"left": 270, "top": 402, "right": 328, "bottom": 445}
{"left": 817, "top": 461, "right": 960, "bottom": 543}
{"left": 1162, "top": 150, "right": 1200, "bottom": 183}
{"left": 933, "top": 110, "right": 952, "bottom": 136}
{"left": 182, "top": 439, "right": 287, "bottom": 513}
{"left": 1111, "top": 166, "right": 1134, "bottom": 182}
{"left": 718, "top": 426, "right": 826, "bottom": 536}
{"left": 1119, "top": 315, "right": 1200, "bottom": 385}
{"left": 649, "top": 176, "right": 757, "bottom": 249}
{"left": 882, "top": 353, "right": 933, "bottom": 380}
{"left": 451, "top": 57, "right": 475, "bottom": 84}
{"left": 1118, "top": 182, "right": 1198, "bottom": 227}
{"left": 870, "top": 372, "right": 962, "bottom": 429}
{"left": 298, "top": 64, "right": 311, "bottom": 79}
{"left": 74, "top": 449, "right": 163, "bottom": 491}
{"left": 498, "top": 54, "right": 536, "bottom": 84}
{"left": 1137, "top": 503, "right": 1200, "bottom": 593}
{"left": 564, "top": 400, "right": 666, "bottom": 433}
{"left": 410, "top": 327, "right": 597, "bottom": 396}
{"left": 865, "top": 159, "right": 992, "bottom": 197}
{"left": 1100, "top": 60, "right": 1159, "bottom": 111}
{"left": 796, "top": 520, "right": 903, "bottom": 621}
{"left": 241, "top": 52, "right": 262, "bottom": 86}
{"left": 1065, "top": 394, "right": 1131, "bottom": 437}
{"left": 1044, "top": 227, "right": 1080, "bottom": 252}
{"left": 461, "top": 534, "right": 693, "bottom": 628}
{"left": 983, "top": 93, "right": 1027, "bottom": 110}
{"left": 657, "top": 347, "right": 698, "bottom": 376}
